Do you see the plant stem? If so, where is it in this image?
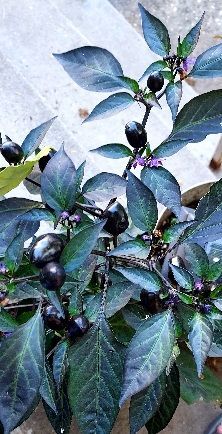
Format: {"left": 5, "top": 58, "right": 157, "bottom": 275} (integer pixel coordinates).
{"left": 152, "top": 264, "right": 175, "bottom": 291}
{"left": 74, "top": 202, "right": 102, "bottom": 217}
{"left": 25, "top": 177, "right": 41, "bottom": 188}
{"left": 142, "top": 102, "right": 152, "bottom": 128}
{"left": 0, "top": 274, "right": 38, "bottom": 284}
{"left": 100, "top": 253, "right": 110, "bottom": 314}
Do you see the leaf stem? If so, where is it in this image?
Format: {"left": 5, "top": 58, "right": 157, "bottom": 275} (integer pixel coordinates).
{"left": 25, "top": 177, "right": 41, "bottom": 188}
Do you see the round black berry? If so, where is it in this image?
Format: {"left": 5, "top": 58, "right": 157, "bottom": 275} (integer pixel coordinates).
{"left": 0, "top": 290, "right": 8, "bottom": 302}
{"left": 67, "top": 315, "right": 89, "bottom": 341}
{"left": 43, "top": 305, "right": 66, "bottom": 330}
{"left": 103, "top": 202, "right": 129, "bottom": 236}
{"left": 39, "top": 262, "right": 66, "bottom": 291}
{"left": 1, "top": 140, "right": 24, "bottom": 164}
{"left": 39, "top": 148, "right": 57, "bottom": 172}
{"left": 29, "top": 233, "right": 64, "bottom": 268}
{"left": 147, "top": 72, "right": 164, "bottom": 93}
{"left": 125, "top": 121, "right": 147, "bottom": 149}
{"left": 140, "top": 290, "right": 162, "bottom": 314}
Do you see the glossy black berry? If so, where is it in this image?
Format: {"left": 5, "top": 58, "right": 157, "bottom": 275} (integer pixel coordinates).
{"left": 29, "top": 233, "right": 64, "bottom": 268}
{"left": 140, "top": 290, "right": 162, "bottom": 314}
{"left": 103, "top": 202, "right": 129, "bottom": 236}
{"left": 43, "top": 305, "right": 66, "bottom": 330}
{"left": 147, "top": 72, "right": 164, "bottom": 93}
{"left": 39, "top": 148, "right": 57, "bottom": 172}
{"left": 0, "top": 290, "right": 8, "bottom": 302}
{"left": 39, "top": 262, "right": 66, "bottom": 291}
{"left": 125, "top": 121, "right": 147, "bottom": 149}
{"left": 67, "top": 315, "right": 89, "bottom": 341}
{"left": 1, "top": 140, "right": 24, "bottom": 164}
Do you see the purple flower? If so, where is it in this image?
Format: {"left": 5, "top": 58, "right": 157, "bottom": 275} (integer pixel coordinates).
{"left": 132, "top": 155, "right": 146, "bottom": 169}
{"left": 60, "top": 211, "right": 70, "bottom": 222}
{"left": 183, "top": 56, "right": 196, "bottom": 73}
{"left": 70, "top": 214, "right": 81, "bottom": 223}
{"left": 194, "top": 279, "right": 204, "bottom": 292}
{"left": 147, "top": 156, "right": 163, "bottom": 168}
{"left": 0, "top": 262, "right": 8, "bottom": 275}
{"left": 141, "top": 233, "right": 150, "bottom": 242}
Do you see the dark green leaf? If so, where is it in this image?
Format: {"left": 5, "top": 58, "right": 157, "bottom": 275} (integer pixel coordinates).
{"left": 41, "top": 144, "right": 78, "bottom": 213}
{"left": 169, "top": 264, "right": 194, "bottom": 290}
{"left": 61, "top": 221, "right": 105, "bottom": 273}
{"left": 166, "top": 81, "right": 182, "bottom": 122}
{"left": 177, "top": 349, "right": 222, "bottom": 404}
{"left": 0, "top": 309, "right": 18, "bottom": 332}
{"left": 43, "top": 379, "right": 72, "bottom": 434}
{"left": 21, "top": 117, "right": 56, "bottom": 158}
{"left": 68, "top": 314, "right": 124, "bottom": 434}
{"left": 83, "top": 92, "right": 134, "bottom": 122}
{"left": 139, "top": 60, "right": 168, "bottom": 81}
{"left": 0, "top": 310, "right": 44, "bottom": 433}
{"left": 109, "top": 311, "right": 135, "bottom": 345}
{"left": 184, "top": 243, "right": 209, "bottom": 277}
{"left": 177, "top": 292, "right": 193, "bottom": 305}
{"left": 127, "top": 172, "right": 158, "bottom": 232}
{"left": 53, "top": 341, "right": 68, "bottom": 390}
{"left": 138, "top": 4, "right": 171, "bottom": 56}
{"left": 130, "top": 371, "right": 166, "bottom": 434}
{"left": 40, "top": 362, "right": 57, "bottom": 413}
{"left": 82, "top": 172, "right": 126, "bottom": 202}
{"left": 76, "top": 160, "right": 86, "bottom": 190}
{"left": 154, "top": 90, "right": 222, "bottom": 157}
{"left": 180, "top": 13, "right": 205, "bottom": 57}
{"left": 117, "top": 76, "right": 140, "bottom": 93}
{"left": 54, "top": 46, "right": 123, "bottom": 92}
{"left": 162, "top": 221, "right": 194, "bottom": 243}
{"left": 189, "top": 43, "right": 222, "bottom": 78}
{"left": 180, "top": 179, "right": 222, "bottom": 244}
{"left": 119, "top": 310, "right": 175, "bottom": 406}
{"left": 207, "top": 262, "right": 222, "bottom": 281}
{"left": 9, "top": 281, "right": 44, "bottom": 301}
{"left": 108, "top": 238, "right": 150, "bottom": 259}
{"left": 145, "top": 364, "right": 180, "bottom": 434}
{"left": 188, "top": 312, "right": 213, "bottom": 377}
{"left": 141, "top": 166, "right": 181, "bottom": 218}
{"left": 67, "top": 254, "right": 97, "bottom": 293}
{"left": 90, "top": 143, "right": 132, "bottom": 159}
{"left": 5, "top": 233, "right": 24, "bottom": 273}
{"left": 116, "top": 266, "right": 162, "bottom": 293}
{"left": 122, "top": 304, "right": 146, "bottom": 330}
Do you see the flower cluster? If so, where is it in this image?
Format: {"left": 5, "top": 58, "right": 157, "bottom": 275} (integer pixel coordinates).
{"left": 132, "top": 154, "right": 163, "bottom": 169}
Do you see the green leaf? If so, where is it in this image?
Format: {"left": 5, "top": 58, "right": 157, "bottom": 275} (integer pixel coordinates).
{"left": 76, "top": 160, "right": 86, "bottom": 190}
{"left": 162, "top": 221, "right": 194, "bottom": 243}
{"left": 116, "top": 266, "right": 162, "bottom": 293}
{"left": 54, "top": 46, "right": 124, "bottom": 92}
{"left": 122, "top": 304, "right": 146, "bottom": 330}
{"left": 138, "top": 4, "right": 171, "bottom": 56}
{"left": 67, "top": 254, "right": 97, "bottom": 293}
{"left": 109, "top": 311, "right": 135, "bottom": 345}
{"left": 119, "top": 310, "right": 175, "bottom": 406}
{"left": 84, "top": 92, "right": 134, "bottom": 122}
{"left": 180, "top": 179, "right": 222, "bottom": 244}
{"left": 188, "top": 312, "right": 213, "bottom": 377}
{"left": 68, "top": 315, "right": 124, "bottom": 434}
{"left": 141, "top": 166, "right": 181, "bottom": 218}
{"left": 184, "top": 243, "right": 209, "bottom": 278}
{"left": 5, "top": 233, "right": 24, "bottom": 273}
{"left": 117, "top": 76, "right": 140, "bottom": 93}
{"left": 43, "top": 379, "right": 72, "bottom": 434}
{"left": 177, "top": 349, "right": 222, "bottom": 404}
{"left": 166, "top": 81, "right": 182, "bottom": 122}
{"left": 180, "top": 13, "right": 205, "bottom": 57}
{"left": 21, "top": 117, "right": 56, "bottom": 158}
{"left": 0, "top": 309, "right": 18, "bottom": 332}
{"left": 82, "top": 172, "right": 126, "bottom": 202}
{"left": 154, "top": 90, "right": 222, "bottom": 157}
{"left": 145, "top": 364, "right": 180, "bottom": 434}
{"left": 53, "top": 341, "right": 68, "bottom": 390}
{"left": 139, "top": 60, "right": 168, "bottom": 81}
{"left": 40, "top": 362, "right": 57, "bottom": 413}
{"left": 0, "top": 310, "right": 44, "bottom": 433}
{"left": 189, "top": 43, "right": 222, "bottom": 78}
{"left": 144, "top": 92, "right": 161, "bottom": 108}
{"left": 41, "top": 144, "right": 78, "bottom": 213}
{"left": 61, "top": 221, "right": 106, "bottom": 273}
{"left": 207, "top": 262, "right": 222, "bottom": 281}
{"left": 177, "top": 292, "right": 193, "bottom": 305}
{"left": 90, "top": 143, "right": 132, "bottom": 159}
{"left": 108, "top": 238, "right": 150, "bottom": 259}
{"left": 129, "top": 371, "right": 166, "bottom": 434}
{"left": 127, "top": 172, "right": 158, "bottom": 232}
{"left": 169, "top": 264, "right": 194, "bottom": 290}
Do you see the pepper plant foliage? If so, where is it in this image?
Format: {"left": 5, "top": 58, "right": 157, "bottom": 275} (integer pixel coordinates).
{"left": 1, "top": 5, "right": 222, "bottom": 434}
